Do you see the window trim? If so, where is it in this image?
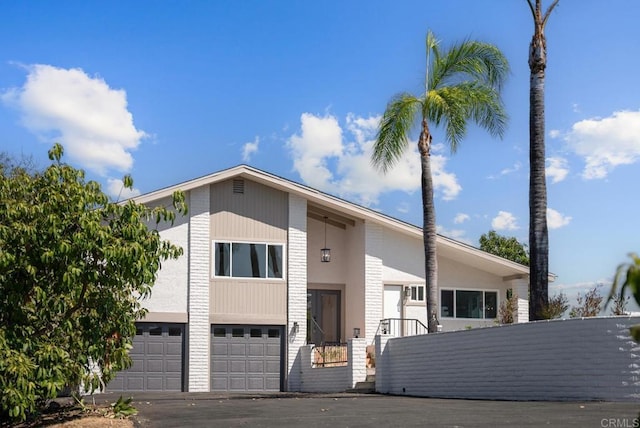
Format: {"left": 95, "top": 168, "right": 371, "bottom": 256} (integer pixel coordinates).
{"left": 406, "top": 284, "right": 425, "bottom": 302}
{"left": 212, "top": 240, "right": 286, "bottom": 280}
{"left": 439, "top": 287, "right": 499, "bottom": 320}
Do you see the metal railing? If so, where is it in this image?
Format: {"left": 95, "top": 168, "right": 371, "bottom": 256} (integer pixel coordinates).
{"left": 375, "top": 318, "right": 428, "bottom": 338}
{"left": 313, "top": 342, "right": 348, "bottom": 367}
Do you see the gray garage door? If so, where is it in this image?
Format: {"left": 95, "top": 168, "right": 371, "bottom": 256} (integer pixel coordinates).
{"left": 211, "top": 325, "right": 283, "bottom": 392}
{"left": 108, "top": 323, "right": 184, "bottom": 392}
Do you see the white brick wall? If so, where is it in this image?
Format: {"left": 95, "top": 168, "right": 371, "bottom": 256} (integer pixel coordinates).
{"left": 376, "top": 317, "right": 640, "bottom": 401}
{"left": 364, "top": 222, "right": 383, "bottom": 339}
{"left": 187, "top": 186, "right": 210, "bottom": 392}
{"left": 299, "top": 339, "right": 367, "bottom": 392}
{"left": 287, "top": 194, "right": 307, "bottom": 391}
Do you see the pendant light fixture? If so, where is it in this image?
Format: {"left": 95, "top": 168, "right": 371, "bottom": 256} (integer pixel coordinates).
{"left": 321, "top": 216, "right": 331, "bottom": 262}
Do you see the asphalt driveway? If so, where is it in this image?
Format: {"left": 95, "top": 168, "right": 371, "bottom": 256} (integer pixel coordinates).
{"left": 94, "top": 392, "right": 640, "bottom": 428}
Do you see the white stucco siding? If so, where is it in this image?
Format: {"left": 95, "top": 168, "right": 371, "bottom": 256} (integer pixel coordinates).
{"left": 140, "top": 196, "right": 190, "bottom": 315}
{"left": 380, "top": 228, "right": 423, "bottom": 282}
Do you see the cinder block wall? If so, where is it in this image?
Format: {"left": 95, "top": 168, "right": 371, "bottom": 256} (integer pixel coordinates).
{"left": 377, "top": 317, "right": 640, "bottom": 401}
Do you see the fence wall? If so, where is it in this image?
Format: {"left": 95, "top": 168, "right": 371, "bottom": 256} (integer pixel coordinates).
{"left": 375, "top": 317, "right": 640, "bottom": 401}
{"left": 299, "top": 338, "right": 367, "bottom": 392}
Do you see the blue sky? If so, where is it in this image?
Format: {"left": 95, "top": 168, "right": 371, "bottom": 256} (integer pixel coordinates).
{"left": 1, "top": 1, "right": 639, "bottom": 311}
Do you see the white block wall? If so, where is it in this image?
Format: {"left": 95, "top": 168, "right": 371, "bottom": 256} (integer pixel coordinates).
{"left": 364, "top": 222, "right": 383, "bottom": 339}
{"left": 376, "top": 317, "right": 640, "bottom": 401}
{"left": 287, "top": 194, "right": 307, "bottom": 391}
{"left": 187, "top": 186, "right": 210, "bottom": 392}
{"left": 299, "top": 339, "right": 367, "bottom": 392}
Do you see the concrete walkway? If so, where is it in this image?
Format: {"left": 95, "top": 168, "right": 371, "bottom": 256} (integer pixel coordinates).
{"left": 94, "top": 392, "right": 640, "bottom": 428}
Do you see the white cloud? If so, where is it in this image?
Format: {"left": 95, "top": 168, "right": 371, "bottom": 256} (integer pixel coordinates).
{"left": 549, "top": 129, "right": 561, "bottom": 139}
{"left": 242, "top": 136, "right": 259, "bottom": 162}
{"left": 285, "top": 112, "right": 461, "bottom": 206}
{"left": 2, "top": 64, "right": 146, "bottom": 175}
{"left": 491, "top": 211, "right": 519, "bottom": 231}
{"left": 106, "top": 177, "right": 141, "bottom": 200}
{"left": 563, "top": 110, "right": 640, "bottom": 179}
{"left": 453, "top": 213, "right": 470, "bottom": 224}
{"left": 546, "top": 156, "right": 569, "bottom": 183}
{"left": 547, "top": 207, "right": 572, "bottom": 229}
{"left": 487, "top": 161, "right": 521, "bottom": 180}
{"left": 436, "top": 225, "right": 472, "bottom": 245}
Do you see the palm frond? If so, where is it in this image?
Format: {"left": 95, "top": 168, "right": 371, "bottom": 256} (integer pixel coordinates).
{"left": 427, "top": 82, "right": 507, "bottom": 152}
{"left": 372, "top": 93, "right": 421, "bottom": 173}
{"left": 430, "top": 40, "right": 509, "bottom": 91}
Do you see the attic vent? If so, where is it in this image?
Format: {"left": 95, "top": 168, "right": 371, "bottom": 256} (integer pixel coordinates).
{"left": 232, "top": 179, "right": 245, "bottom": 194}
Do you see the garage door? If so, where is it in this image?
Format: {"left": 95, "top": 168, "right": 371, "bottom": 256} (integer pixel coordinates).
{"left": 108, "top": 323, "right": 184, "bottom": 392}
{"left": 211, "top": 325, "right": 283, "bottom": 392}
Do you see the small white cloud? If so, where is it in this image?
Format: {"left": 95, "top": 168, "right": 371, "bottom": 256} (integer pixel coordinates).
{"left": 564, "top": 110, "right": 640, "bottom": 179}
{"left": 487, "top": 161, "right": 521, "bottom": 180}
{"left": 436, "top": 225, "right": 471, "bottom": 244}
{"left": 242, "top": 136, "right": 259, "bottom": 162}
{"left": 546, "top": 156, "right": 569, "bottom": 184}
{"left": 549, "top": 129, "right": 561, "bottom": 139}
{"left": 396, "top": 202, "right": 410, "bottom": 214}
{"left": 453, "top": 213, "right": 470, "bottom": 224}
{"left": 106, "top": 178, "right": 141, "bottom": 200}
{"left": 491, "top": 211, "right": 519, "bottom": 231}
{"left": 2, "top": 64, "right": 147, "bottom": 175}
{"left": 547, "top": 208, "right": 571, "bottom": 229}
{"left": 572, "top": 103, "right": 580, "bottom": 113}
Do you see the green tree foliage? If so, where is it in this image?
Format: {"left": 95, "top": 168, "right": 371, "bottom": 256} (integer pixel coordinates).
{"left": 540, "top": 293, "right": 569, "bottom": 319}
{"left": 479, "top": 230, "right": 529, "bottom": 266}
{"left": 608, "top": 253, "right": 640, "bottom": 340}
{"left": 569, "top": 284, "right": 603, "bottom": 318}
{"left": 372, "top": 30, "right": 509, "bottom": 332}
{"left": 0, "top": 144, "right": 187, "bottom": 422}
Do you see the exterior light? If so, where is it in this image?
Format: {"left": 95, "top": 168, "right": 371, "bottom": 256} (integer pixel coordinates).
{"left": 353, "top": 327, "right": 361, "bottom": 338}
{"left": 321, "top": 216, "right": 331, "bottom": 262}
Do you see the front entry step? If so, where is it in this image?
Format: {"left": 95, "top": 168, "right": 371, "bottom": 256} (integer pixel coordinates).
{"left": 346, "top": 374, "right": 376, "bottom": 393}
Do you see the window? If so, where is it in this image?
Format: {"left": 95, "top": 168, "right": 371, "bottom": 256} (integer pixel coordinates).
{"left": 213, "top": 241, "right": 284, "bottom": 279}
{"left": 440, "top": 289, "right": 498, "bottom": 319}
{"left": 407, "top": 285, "right": 425, "bottom": 302}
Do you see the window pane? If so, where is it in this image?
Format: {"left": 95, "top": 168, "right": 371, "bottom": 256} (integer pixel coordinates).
{"left": 169, "top": 327, "right": 182, "bottom": 336}
{"left": 411, "top": 286, "right": 417, "bottom": 300}
{"left": 268, "top": 245, "right": 283, "bottom": 278}
{"left": 232, "top": 243, "right": 266, "bottom": 278}
{"left": 418, "top": 286, "right": 424, "bottom": 301}
{"left": 215, "top": 242, "right": 230, "bottom": 276}
{"left": 441, "top": 290, "right": 454, "bottom": 318}
{"left": 213, "top": 327, "right": 226, "bottom": 337}
{"left": 456, "top": 291, "right": 483, "bottom": 318}
{"left": 268, "top": 329, "right": 280, "bottom": 338}
{"left": 232, "top": 328, "right": 245, "bottom": 337}
{"left": 250, "top": 328, "right": 262, "bottom": 338}
{"left": 149, "top": 326, "right": 162, "bottom": 336}
{"left": 485, "top": 292, "right": 498, "bottom": 319}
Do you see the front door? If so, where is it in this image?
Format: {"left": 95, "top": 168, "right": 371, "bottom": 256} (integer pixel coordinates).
{"left": 307, "top": 289, "right": 341, "bottom": 345}
{"left": 383, "top": 285, "right": 403, "bottom": 335}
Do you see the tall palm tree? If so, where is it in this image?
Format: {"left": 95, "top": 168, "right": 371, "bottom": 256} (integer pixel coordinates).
{"left": 527, "top": 0, "right": 558, "bottom": 320}
{"left": 372, "top": 31, "right": 509, "bottom": 333}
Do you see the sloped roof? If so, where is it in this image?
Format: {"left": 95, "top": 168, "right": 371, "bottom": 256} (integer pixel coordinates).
{"left": 135, "top": 164, "right": 542, "bottom": 280}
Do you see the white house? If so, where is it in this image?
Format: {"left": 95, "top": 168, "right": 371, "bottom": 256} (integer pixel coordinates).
{"left": 106, "top": 165, "right": 532, "bottom": 393}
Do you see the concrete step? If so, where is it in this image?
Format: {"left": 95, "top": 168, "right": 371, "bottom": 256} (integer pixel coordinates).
{"left": 345, "top": 378, "right": 376, "bottom": 394}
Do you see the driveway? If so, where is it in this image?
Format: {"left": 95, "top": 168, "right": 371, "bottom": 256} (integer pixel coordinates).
{"left": 95, "top": 392, "right": 640, "bottom": 428}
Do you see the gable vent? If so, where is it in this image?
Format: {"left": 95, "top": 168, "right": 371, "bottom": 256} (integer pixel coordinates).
{"left": 232, "top": 179, "right": 245, "bottom": 194}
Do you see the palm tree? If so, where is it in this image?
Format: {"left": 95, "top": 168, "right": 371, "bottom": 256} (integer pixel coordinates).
{"left": 371, "top": 31, "right": 509, "bottom": 333}
{"left": 527, "top": 0, "right": 558, "bottom": 320}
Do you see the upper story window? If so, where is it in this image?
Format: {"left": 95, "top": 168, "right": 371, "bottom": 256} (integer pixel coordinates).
{"left": 407, "top": 285, "right": 425, "bottom": 302}
{"left": 440, "top": 289, "right": 498, "bottom": 319}
{"left": 213, "top": 241, "right": 284, "bottom": 279}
